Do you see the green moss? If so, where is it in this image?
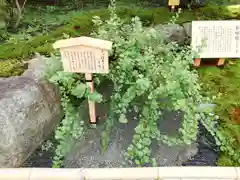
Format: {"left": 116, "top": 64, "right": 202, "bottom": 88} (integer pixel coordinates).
{"left": 217, "top": 153, "right": 240, "bottom": 166}
{"left": 0, "top": 59, "right": 26, "bottom": 77}
{"left": 198, "top": 60, "right": 240, "bottom": 166}
{"left": 0, "top": 5, "right": 239, "bottom": 62}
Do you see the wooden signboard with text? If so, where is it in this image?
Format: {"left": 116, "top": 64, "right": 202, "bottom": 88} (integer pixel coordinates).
{"left": 191, "top": 20, "right": 240, "bottom": 67}
{"left": 168, "top": 0, "right": 180, "bottom": 11}
{"left": 53, "top": 36, "right": 112, "bottom": 124}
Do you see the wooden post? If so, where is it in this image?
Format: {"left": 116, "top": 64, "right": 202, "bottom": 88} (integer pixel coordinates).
{"left": 85, "top": 73, "right": 96, "bottom": 124}
{"left": 217, "top": 58, "right": 225, "bottom": 66}
{"left": 193, "top": 58, "right": 201, "bottom": 67}
{"left": 171, "top": 5, "right": 175, "bottom": 12}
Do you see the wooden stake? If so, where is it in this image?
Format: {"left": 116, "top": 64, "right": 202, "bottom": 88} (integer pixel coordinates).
{"left": 85, "top": 73, "right": 96, "bottom": 124}
{"left": 193, "top": 58, "right": 201, "bottom": 67}
{"left": 217, "top": 58, "right": 225, "bottom": 66}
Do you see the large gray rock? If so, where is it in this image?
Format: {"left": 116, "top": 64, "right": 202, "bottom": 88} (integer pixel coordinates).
{"left": 0, "top": 56, "right": 62, "bottom": 167}
{"left": 182, "top": 22, "right": 192, "bottom": 38}
{"left": 154, "top": 24, "right": 187, "bottom": 44}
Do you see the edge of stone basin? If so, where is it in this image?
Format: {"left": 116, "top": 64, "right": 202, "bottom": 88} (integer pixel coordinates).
{"left": 0, "top": 167, "right": 239, "bottom": 180}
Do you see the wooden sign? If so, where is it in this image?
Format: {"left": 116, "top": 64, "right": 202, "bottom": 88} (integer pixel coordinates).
{"left": 168, "top": 0, "right": 180, "bottom": 6}
{"left": 53, "top": 36, "right": 112, "bottom": 73}
{"left": 191, "top": 20, "right": 240, "bottom": 59}
{"left": 53, "top": 36, "right": 112, "bottom": 124}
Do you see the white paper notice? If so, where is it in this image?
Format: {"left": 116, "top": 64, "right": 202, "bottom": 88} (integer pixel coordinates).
{"left": 60, "top": 46, "right": 109, "bottom": 74}
{"left": 191, "top": 20, "right": 240, "bottom": 58}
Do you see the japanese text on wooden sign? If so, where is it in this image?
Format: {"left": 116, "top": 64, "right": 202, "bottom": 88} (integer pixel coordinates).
{"left": 191, "top": 20, "right": 240, "bottom": 58}
{"left": 53, "top": 36, "right": 112, "bottom": 74}
{"left": 168, "top": 0, "right": 180, "bottom": 6}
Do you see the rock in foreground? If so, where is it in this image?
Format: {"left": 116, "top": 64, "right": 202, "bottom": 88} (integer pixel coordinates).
{"left": 0, "top": 56, "right": 62, "bottom": 167}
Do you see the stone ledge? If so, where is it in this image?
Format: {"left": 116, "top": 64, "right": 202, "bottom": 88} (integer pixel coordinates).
{"left": 0, "top": 167, "right": 239, "bottom": 180}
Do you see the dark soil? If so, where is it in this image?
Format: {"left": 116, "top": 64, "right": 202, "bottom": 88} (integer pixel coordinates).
{"left": 22, "top": 134, "right": 56, "bottom": 168}
{"left": 182, "top": 121, "right": 219, "bottom": 166}
{"left": 22, "top": 149, "right": 54, "bottom": 168}
{"left": 22, "top": 117, "right": 220, "bottom": 167}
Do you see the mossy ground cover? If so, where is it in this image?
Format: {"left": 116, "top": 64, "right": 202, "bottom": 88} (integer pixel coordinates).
{"left": 198, "top": 60, "right": 240, "bottom": 166}
{"left": 0, "top": 4, "right": 239, "bottom": 76}
{"left": 0, "top": 2, "right": 240, "bottom": 165}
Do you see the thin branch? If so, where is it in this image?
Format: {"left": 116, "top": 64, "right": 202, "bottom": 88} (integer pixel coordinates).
{"left": 15, "top": 0, "right": 27, "bottom": 13}
{"left": 15, "top": 0, "right": 20, "bottom": 12}
{"left": 20, "top": 0, "right": 27, "bottom": 12}
{"left": 13, "top": 0, "right": 27, "bottom": 28}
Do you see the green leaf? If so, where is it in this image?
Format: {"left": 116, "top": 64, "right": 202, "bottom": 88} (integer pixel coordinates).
{"left": 142, "top": 106, "right": 149, "bottom": 118}
{"left": 151, "top": 158, "right": 157, "bottom": 167}
{"left": 100, "top": 131, "right": 110, "bottom": 155}
{"left": 135, "top": 159, "right": 140, "bottom": 165}
{"left": 119, "top": 114, "right": 128, "bottom": 123}
{"left": 127, "top": 145, "right": 133, "bottom": 151}
{"left": 136, "top": 143, "right": 143, "bottom": 149}
{"left": 71, "top": 83, "right": 87, "bottom": 98}
{"left": 137, "top": 151, "right": 144, "bottom": 157}
{"left": 136, "top": 78, "right": 151, "bottom": 90}
{"left": 55, "top": 130, "right": 64, "bottom": 140}
{"left": 133, "top": 134, "right": 141, "bottom": 141}
{"left": 143, "top": 156, "right": 150, "bottom": 163}
{"left": 88, "top": 92, "right": 103, "bottom": 103}
{"left": 143, "top": 147, "right": 150, "bottom": 155}
{"left": 143, "top": 138, "right": 151, "bottom": 146}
